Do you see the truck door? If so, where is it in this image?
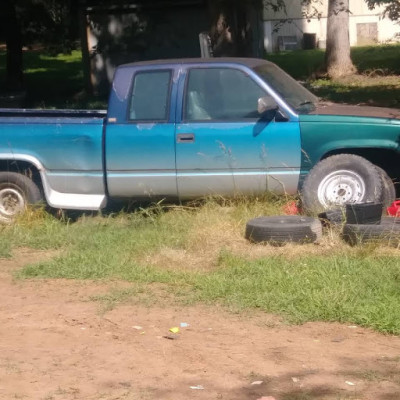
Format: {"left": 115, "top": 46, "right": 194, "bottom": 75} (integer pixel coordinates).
{"left": 175, "top": 66, "right": 301, "bottom": 198}
{"left": 106, "top": 67, "right": 178, "bottom": 198}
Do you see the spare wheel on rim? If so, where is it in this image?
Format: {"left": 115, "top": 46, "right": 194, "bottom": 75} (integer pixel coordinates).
{"left": 245, "top": 216, "right": 322, "bottom": 244}
{"left": 301, "top": 154, "right": 383, "bottom": 214}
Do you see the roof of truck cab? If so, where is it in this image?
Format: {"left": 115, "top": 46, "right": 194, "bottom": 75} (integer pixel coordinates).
{"left": 117, "top": 58, "right": 270, "bottom": 69}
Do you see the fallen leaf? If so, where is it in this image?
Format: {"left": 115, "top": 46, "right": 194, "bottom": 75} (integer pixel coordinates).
{"left": 190, "top": 385, "right": 204, "bottom": 390}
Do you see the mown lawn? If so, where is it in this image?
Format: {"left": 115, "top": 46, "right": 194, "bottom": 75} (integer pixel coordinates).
{"left": 1, "top": 198, "right": 399, "bottom": 335}
{"left": 1, "top": 43, "right": 400, "bottom": 108}
{"left": 267, "top": 44, "right": 400, "bottom": 79}
{"left": 0, "top": 49, "right": 107, "bottom": 109}
{"left": 268, "top": 44, "right": 400, "bottom": 108}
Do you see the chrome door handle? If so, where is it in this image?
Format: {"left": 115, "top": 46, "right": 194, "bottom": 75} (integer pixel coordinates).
{"left": 177, "top": 133, "right": 195, "bottom": 143}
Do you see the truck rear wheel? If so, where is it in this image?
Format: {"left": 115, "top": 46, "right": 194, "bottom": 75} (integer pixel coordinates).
{"left": 301, "top": 154, "right": 383, "bottom": 214}
{"left": 0, "top": 172, "right": 42, "bottom": 223}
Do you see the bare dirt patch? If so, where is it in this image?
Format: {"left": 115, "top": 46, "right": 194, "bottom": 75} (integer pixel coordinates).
{"left": 0, "top": 249, "right": 399, "bottom": 400}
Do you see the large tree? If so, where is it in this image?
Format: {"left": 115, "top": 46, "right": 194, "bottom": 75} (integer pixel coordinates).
{"left": 0, "top": 1, "right": 24, "bottom": 90}
{"left": 366, "top": 0, "right": 400, "bottom": 20}
{"left": 325, "top": 0, "right": 356, "bottom": 78}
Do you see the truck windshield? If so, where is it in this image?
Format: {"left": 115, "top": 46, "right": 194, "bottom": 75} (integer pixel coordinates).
{"left": 253, "top": 64, "right": 319, "bottom": 113}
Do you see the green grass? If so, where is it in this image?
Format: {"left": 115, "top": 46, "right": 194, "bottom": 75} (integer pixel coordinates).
{"left": 193, "top": 252, "right": 400, "bottom": 333}
{"left": 1, "top": 44, "right": 400, "bottom": 108}
{"left": 0, "top": 49, "right": 107, "bottom": 109}
{"left": 2, "top": 198, "right": 399, "bottom": 335}
{"left": 268, "top": 44, "right": 400, "bottom": 107}
{"left": 267, "top": 44, "right": 400, "bottom": 80}
{"left": 267, "top": 49, "right": 324, "bottom": 80}
{"left": 309, "top": 75, "right": 400, "bottom": 108}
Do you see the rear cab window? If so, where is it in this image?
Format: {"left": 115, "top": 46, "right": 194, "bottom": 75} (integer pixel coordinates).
{"left": 129, "top": 70, "right": 172, "bottom": 121}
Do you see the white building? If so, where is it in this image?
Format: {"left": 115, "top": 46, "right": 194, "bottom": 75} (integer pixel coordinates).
{"left": 263, "top": 0, "right": 400, "bottom": 52}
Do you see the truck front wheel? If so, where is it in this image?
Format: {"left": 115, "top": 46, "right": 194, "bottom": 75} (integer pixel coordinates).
{"left": 301, "top": 154, "right": 383, "bottom": 214}
{"left": 0, "top": 172, "right": 43, "bottom": 223}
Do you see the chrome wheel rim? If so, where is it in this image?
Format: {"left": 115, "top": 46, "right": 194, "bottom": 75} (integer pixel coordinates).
{"left": 317, "top": 170, "right": 366, "bottom": 207}
{"left": 0, "top": 187, "right": 25, "bottom": 219}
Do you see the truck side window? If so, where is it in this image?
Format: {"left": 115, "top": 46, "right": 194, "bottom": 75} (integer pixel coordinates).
{"left": 185, "top": 68, "right": 270, "bottom": 121}
{"left": 129, "top": 70, "right": 171, "bottom": 121}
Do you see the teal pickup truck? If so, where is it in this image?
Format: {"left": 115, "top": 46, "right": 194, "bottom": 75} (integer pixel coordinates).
{"left": 0, "top": 58, "right": 399, "bottom": 222}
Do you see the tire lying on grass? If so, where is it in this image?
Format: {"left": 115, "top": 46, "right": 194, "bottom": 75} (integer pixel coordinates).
{"left": 301, "top": 154, "right": 383, "bottom": 214}
{"left": 0, "top": 172, "right": 42, "bottom": 223}
{"left": 342, "top": 222, "right": 400, "bottom": 246}
{"left": 381, "top": 216, "right": 400, "bottom": 225}
{"left": 245, "top": 216, "right": 322, "bottom": 245}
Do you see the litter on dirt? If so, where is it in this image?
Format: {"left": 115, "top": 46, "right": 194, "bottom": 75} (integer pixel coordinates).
{"left": 163, "top": 334, "right": 179, "bottom": 340}
{"left": 169, "top": 327, "right": 180, "bottom": 333}
{"left": 251, "top": 381, "right": 263, "bottom": 385}
{"left": 190, "top": 385, "right": 204, "bottom": 390}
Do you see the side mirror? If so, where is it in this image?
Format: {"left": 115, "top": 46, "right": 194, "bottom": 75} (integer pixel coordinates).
{"left": 257, "top": 96, "right": 278, "bottom": 115}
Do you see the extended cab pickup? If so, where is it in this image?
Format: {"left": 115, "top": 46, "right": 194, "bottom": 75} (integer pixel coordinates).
{"left": 0, "top": 58, "right": 399, "bottom": 221}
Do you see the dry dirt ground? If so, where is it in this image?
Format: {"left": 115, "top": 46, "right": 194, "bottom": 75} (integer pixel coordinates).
{"left": 1, "top": 249, "right": 400, "bottom": 400}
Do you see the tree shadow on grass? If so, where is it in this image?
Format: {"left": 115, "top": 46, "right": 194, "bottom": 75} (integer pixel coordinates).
{"left": 1, "top": 50, "right": 107, "bottom": 109}
{"left": 311, "top": 83, "right": 400, "bottom": 109}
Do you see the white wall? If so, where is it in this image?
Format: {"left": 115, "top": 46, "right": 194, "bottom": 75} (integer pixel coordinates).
{"left": 263, "top": 0, "right": 400, "bottom": 52}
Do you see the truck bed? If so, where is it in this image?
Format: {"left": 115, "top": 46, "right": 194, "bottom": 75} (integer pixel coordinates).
{"left": 0, "top": 108, "right": 107, "bottom": 210}
{"left": 0, "top": 108, "right": 107, "bottom": 119}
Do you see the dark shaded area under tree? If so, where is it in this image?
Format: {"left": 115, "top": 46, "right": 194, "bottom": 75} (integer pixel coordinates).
{"left": 0, "top": 0, "right": 80, "bottom": 104}
{"left": 1, "top": 0, "right": 399, "bottom": 107}
{"left": 82, "top": 0, "right": 265, "bottom": 94}
{"left": 0, "top": 0, "right": 24, "bottom": 91}
{"left": 0, "top": 0, "right": 267, "bottom": 99}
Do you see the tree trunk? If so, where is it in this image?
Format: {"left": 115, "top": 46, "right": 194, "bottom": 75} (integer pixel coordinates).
{"left": 1, "top": 0, "right": 24, "bottom": 90}
{"left": 325, "top": 0, "right": 356, "bottom": 78}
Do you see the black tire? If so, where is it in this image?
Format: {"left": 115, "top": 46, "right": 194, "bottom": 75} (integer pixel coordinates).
{"left": 381, "top": 216, "right": 400, "bottom": 225}
{"left": 0, "top": 172, "right": 42, "bottom": 223}
{"left": 342, "top": 222, "right": 400, "bottom": 246}
{"left": 375, "top": 166, "right": 396, "bottom": 208}
{"left": 375, "top": 167, "right": 396, "bottom": 207}
{"left": 245, "top": 216, "right": 322, "bottom": 245}
{"left": 301, "top": 154, "right": 383, "bottom": 214}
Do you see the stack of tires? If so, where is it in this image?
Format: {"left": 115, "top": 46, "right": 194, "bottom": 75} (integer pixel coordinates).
{"left": 245, "top": 153, "right": 400, "bottom": 247}
{"left": 319, "top": 203, "right": 400, "bottom": 246}
{"left": 299, "top": 153, "right": 400, "bottom": 247}
{"left": 342, "top": 216, "right": 400, "bottom": 247}
{"left": 245, "top": 210, "right": 400, "bottom": 247}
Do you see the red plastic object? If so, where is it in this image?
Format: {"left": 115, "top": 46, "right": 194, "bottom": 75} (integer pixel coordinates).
{"left": 282, "top": 201, "right": 299, "bottom": 215}
{"left": 387, "top": 200, "right": 400, "bottom": 217}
